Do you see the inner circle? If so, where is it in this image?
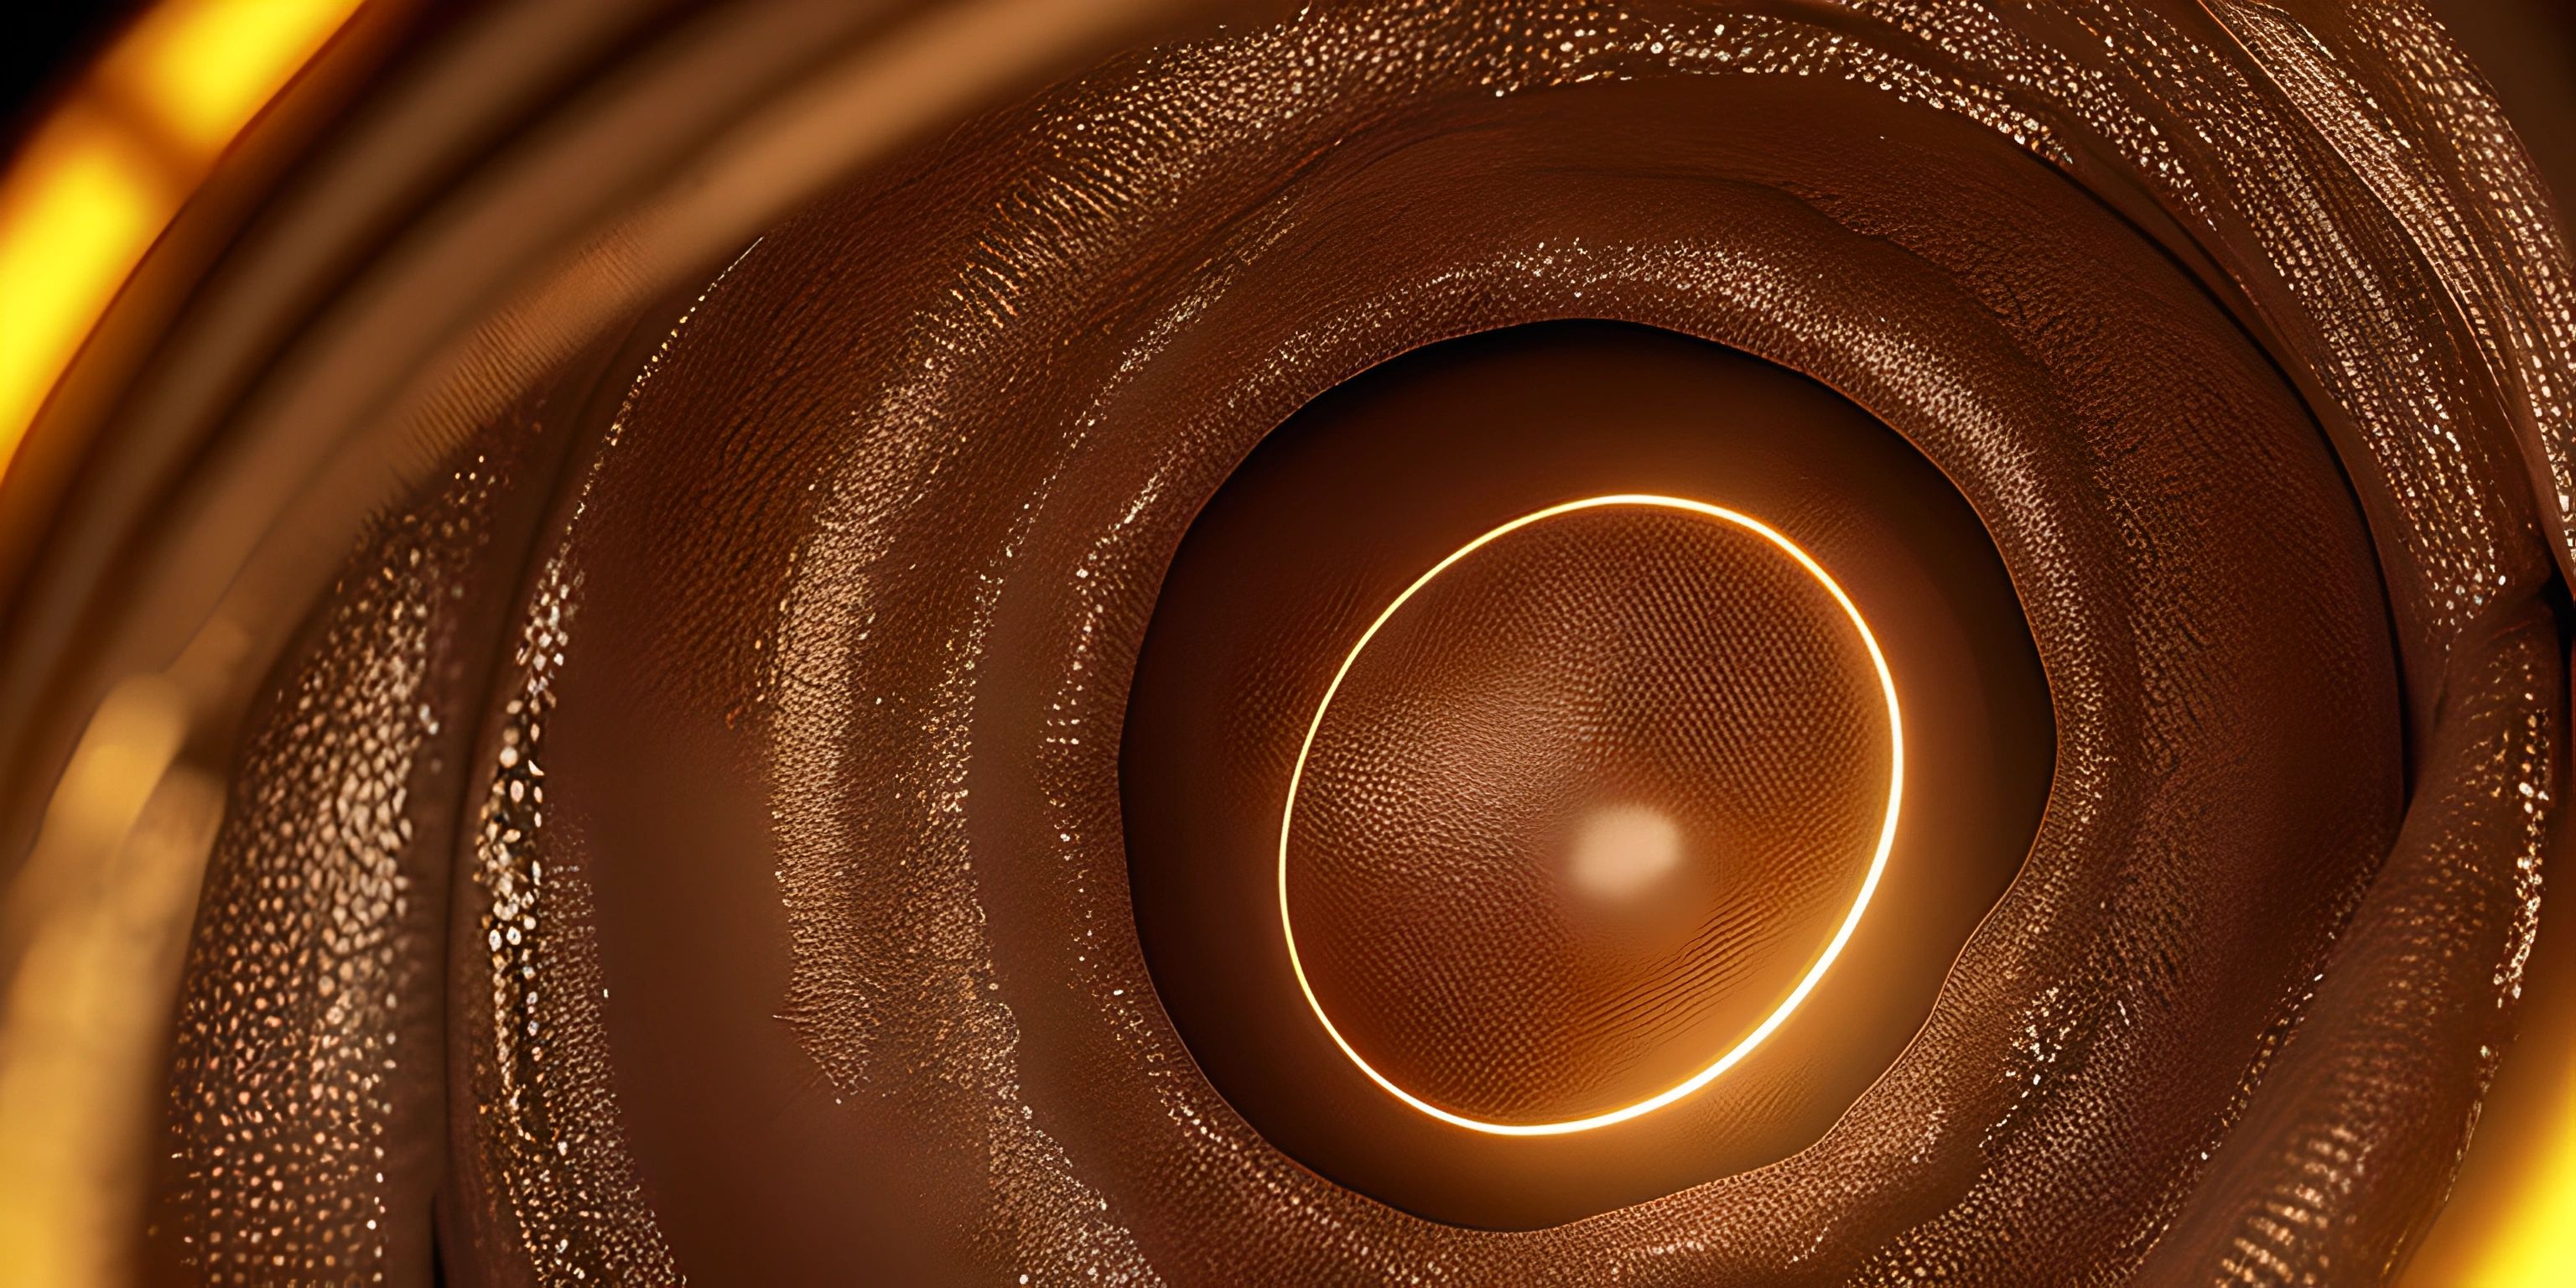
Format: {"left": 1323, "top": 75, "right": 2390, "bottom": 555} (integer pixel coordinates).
{"left": 1279, "top": 494, "right": 1903, "bottom": 1135}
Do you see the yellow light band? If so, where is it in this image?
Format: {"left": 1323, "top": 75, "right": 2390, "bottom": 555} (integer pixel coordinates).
{"left": 0, "top": 0, "right": 362, "bottom": 486}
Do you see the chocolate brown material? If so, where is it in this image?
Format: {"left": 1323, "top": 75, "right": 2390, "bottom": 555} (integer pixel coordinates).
{"left": 487, "top": 46, "right": 2405, "bottom": 1285}
{"left": 1123, "top": 323, "right": 2050, "bottom": 1224}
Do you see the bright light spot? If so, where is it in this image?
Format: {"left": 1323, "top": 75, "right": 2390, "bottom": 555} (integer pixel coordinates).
{"left": 102, "top": 0, "right": 363, "bottom": 156}
{"left": 2454, "top": 1049, "right": 2576, "bottom": 1286}
{"left": 0, "top": 110, "right": 159, "bottom": 482}
{"left": 0, "top": 0, "right": 361, "bottom": 486}
{"left": 1566, "top": 803, "right": 1685, "bottom": 901}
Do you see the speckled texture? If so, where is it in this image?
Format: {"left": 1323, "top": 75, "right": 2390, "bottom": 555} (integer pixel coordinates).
{"left": 150, "top": 482, "right": 456, "bottom": 1286}
{"left": 147, "top": 420, "right": 542, "bottom": 1287}
{"left": 2133, "top": 603, "right": 2558, "bottom": 1285}
{"left": 455, "top": 550, "right": 681, "bottom": 1287}
{"left": 443, "top": 303, "right": 729, "bottom": 1288}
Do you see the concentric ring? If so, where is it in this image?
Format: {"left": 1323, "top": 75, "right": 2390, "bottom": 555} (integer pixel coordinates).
{"left": 1277, "top": 493, "right": 1906, "bottom": 1136}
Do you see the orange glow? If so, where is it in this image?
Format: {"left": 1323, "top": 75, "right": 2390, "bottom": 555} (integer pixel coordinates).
{"left": 0, "top": 0, "right": 361, "bottom": 485}
{"left": 2456, "top": 1066, "right": 2576, "bottom": 1285}
{"left": 98, "top": 0, "right": 361, "bottom": 157}
{"left": 0, "top": 110, "right": 162, "bottom": 481}
{"left": 0, "top": 6, "right": 361, "bottom": 1282}
{"left": 2423, "top": 904, "right": 2576, "bottom": 1288}
{"left": 1279, "top": 494, "right": 1905, "bottom": 1136}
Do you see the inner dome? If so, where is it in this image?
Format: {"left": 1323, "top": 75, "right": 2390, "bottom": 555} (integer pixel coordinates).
{"left": 1285, "top": 498, "right": 1896, "bottom": 1127}
{"left": 1119, "top": 320, "right": 2051, "bottom": 1227}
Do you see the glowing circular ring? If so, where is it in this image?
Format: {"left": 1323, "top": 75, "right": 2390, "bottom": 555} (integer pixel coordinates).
{"left": 1278, "top": 494, "right": 1905, "bottom": 1136}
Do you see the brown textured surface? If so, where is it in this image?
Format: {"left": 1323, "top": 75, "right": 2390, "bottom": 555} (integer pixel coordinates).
{"left": 142, "top": 1, "right": 2576, "bottom": 1284}
{"left": 437, "top": 293, "right": 744, "bottom": 1288}
{"left": 497, "top": 23, "right": 2408, "bottom": 1284}
{"left": 143, "top": 395, "right": 565, "bottom": 1287}
{"left": 1118, "top": 321, "right": 2056, "bottom": 1225}
{"left": 148, "top": 475, "right": 467, "bottom": 1287}
{"left": 1118, "top": 322, "right": 2053, "bottom": 1226}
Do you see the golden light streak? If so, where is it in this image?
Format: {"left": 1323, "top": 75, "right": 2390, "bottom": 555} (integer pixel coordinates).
{"left": 0, "top": 112, "right": 162, "bottom": 481}
{"left": 2428, "top": 912, "right": 2576, "bottom": 1288}
{"left": 2456, "top": 1063, "right": 2576, "bottom": 1287}
{"left": 0, "top": 0, "right": 361, "bottom": 485}
{"left": 1279, "top": 494, "right": 1905, "bottom": 1136}
{"left": 99, "top": 0, "right": 361, "bottom": 157}
{"left": 0, "top": 7, "right": 361, "bottom": 1283}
